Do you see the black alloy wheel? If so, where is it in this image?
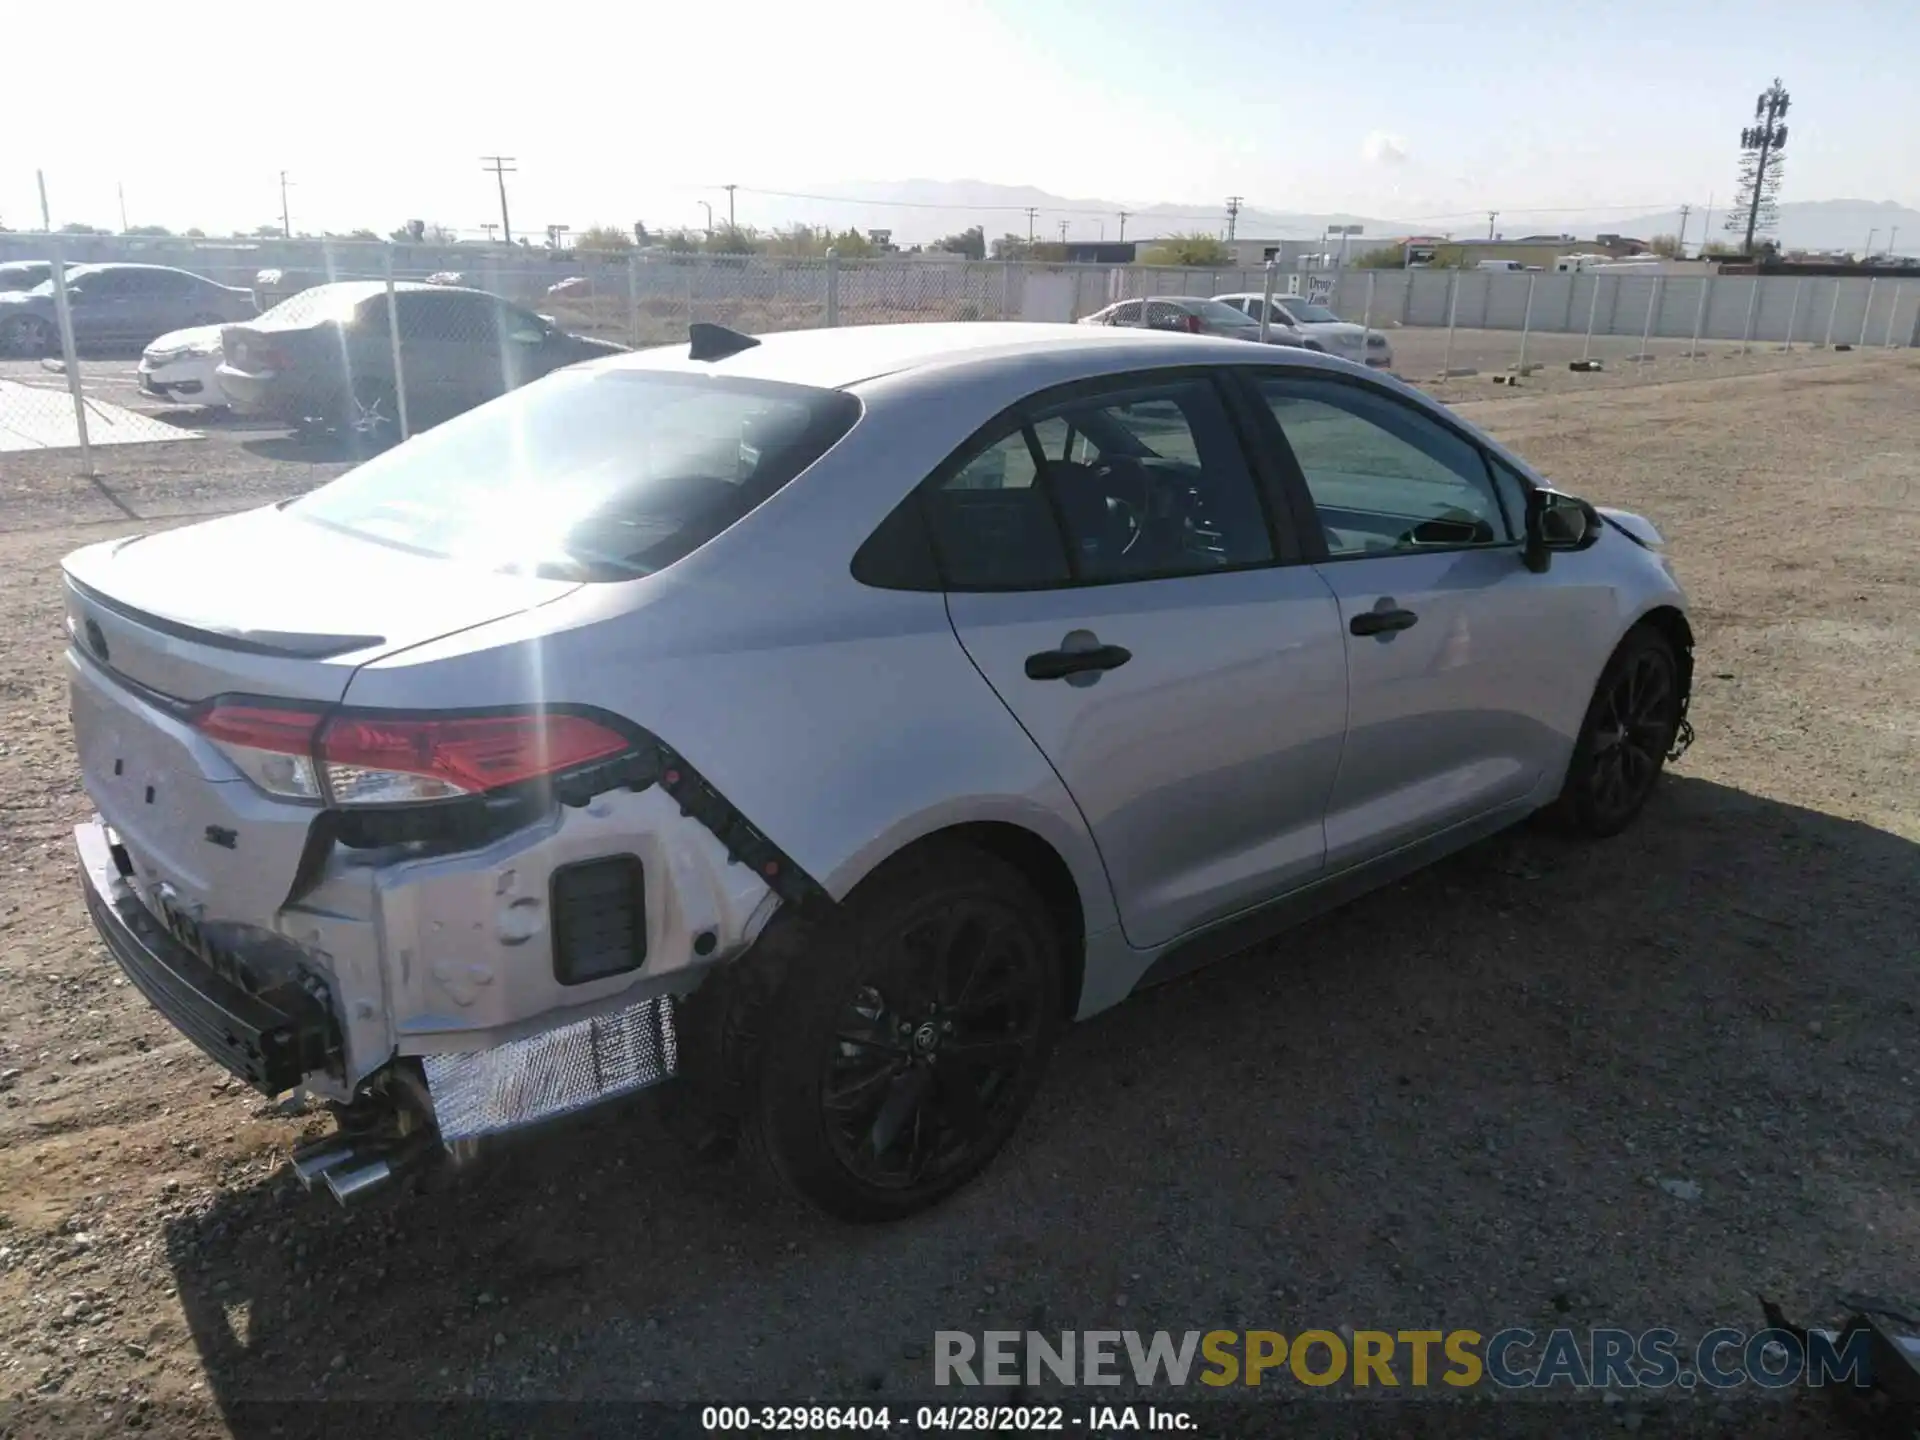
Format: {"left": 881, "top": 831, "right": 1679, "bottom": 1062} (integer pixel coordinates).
{"left": 743, "top": 844, "right": 1064, "bottom": 1221}
{"left": 1556, "top": 627, "right": 1682, "bottom": 836}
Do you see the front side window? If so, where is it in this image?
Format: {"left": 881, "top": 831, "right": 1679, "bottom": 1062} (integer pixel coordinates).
{"left": 1253, "top": 375, "right": 1512, "bottom": 557}
{"left": 917, "top": 375, "right": 1274, "bottom": 589}
{"left": 290, "top": 369, "right": 860, "bottom": 580}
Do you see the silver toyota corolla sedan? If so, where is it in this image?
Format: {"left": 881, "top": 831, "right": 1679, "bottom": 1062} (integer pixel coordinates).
{"left": 65, "top": 321, "right": 1693, "bottom": 1220}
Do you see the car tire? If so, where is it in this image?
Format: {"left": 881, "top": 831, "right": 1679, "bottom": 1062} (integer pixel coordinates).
{"left": 1549, "top": 625, "right": 1682, "bottom": 837}
{"left": 0, "top": 314, "right": 52, "bottom": 358}
{"left": 338, "top": 381, "right": 400, "bottom": 452}
{"left": 725, "top": 842, "right": 1066, "bottom": 1222}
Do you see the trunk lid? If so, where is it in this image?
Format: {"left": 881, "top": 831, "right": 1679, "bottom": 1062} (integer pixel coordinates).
{"left": 63, "top": 504, "right": 581, "bottom": 705}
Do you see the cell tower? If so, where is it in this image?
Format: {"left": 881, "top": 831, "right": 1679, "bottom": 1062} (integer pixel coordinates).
{"left": 1726, "top": 78, "right": 1789, "bottom": 254}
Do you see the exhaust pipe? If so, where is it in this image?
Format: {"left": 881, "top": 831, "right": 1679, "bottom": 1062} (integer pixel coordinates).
{"left": 324, "top": 1157, "right": 394, "bottom": 1204}
{"left": 289, "top": 1133, "right": 425, "bottom": 1206}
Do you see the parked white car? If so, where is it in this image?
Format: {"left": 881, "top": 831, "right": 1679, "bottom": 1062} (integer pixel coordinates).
{"left": 1212, "top": 293, "right": 1394, "bottom": 369}
{"left": 138, "top": 324, "right": 229, "bottom": 408}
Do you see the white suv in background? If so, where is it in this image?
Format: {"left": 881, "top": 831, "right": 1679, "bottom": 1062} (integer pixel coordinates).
{"left": 1213, "top": 293, "right": 1394, "bottom": 369}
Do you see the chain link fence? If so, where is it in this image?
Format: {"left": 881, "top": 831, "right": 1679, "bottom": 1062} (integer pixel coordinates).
{"left": 5, "top": 232, "right": 1915, "bottom": 471}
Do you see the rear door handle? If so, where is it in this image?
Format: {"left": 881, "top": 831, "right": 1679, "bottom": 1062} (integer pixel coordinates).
{"left": 1025, "top": 644, "right": 1133, "bottom": 681}
{"left": 1349, "top": 608, "right": 1419, "bottom": 637}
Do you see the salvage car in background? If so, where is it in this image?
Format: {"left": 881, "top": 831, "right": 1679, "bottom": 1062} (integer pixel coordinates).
{"left": 1079, "top": 295, "right": 1288, "bottom": 343}
{"left": 0, "top": 263, "right": 254, "bottom": 356}
{"left": 216, "top": 280, "right": 627, "bottom": 441}
{"left": 67, "top": 321, "right": 1692, "bottom": 1222}
{"left": 138, "top": 324, "right": 230, "bottom": 408}
{"left": 1214, "top": 292, "right": 1395, "bottom": 368}
{"left": 0, "top": 260, "right": 65, "bottom": 295}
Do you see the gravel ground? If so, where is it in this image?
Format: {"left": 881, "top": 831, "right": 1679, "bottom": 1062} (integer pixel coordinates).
{"left": 0, "top": 346, "right": 1915, "bottom": 1437}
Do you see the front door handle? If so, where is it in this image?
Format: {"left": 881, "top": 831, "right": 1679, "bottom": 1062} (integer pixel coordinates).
{"left": 1025, "top": 643, "right": 1133, "bottom": 681}
{"left": 1349, "top": 607, "right": 1419, "bottom": 637}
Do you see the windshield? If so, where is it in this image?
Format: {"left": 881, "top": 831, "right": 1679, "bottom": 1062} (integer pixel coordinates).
{"left": 1284, "top": 301, "right": 1341, "bottom": 324}
{"left": 291, "top": 368, "right": 860, "bottom": 580}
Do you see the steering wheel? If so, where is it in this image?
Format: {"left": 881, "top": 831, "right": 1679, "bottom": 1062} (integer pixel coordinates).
{"left": 1089, "top": 456, "right": 1153, "bottom": 556}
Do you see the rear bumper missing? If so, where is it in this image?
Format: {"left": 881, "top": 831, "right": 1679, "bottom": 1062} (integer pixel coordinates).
{"left": 76, "top": 820, "right": 339, "bottom": 1093}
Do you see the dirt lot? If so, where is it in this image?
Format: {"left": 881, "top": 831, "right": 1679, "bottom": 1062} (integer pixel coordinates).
{"left": 0, "top": 346, "right": 1916, "bottom": 1435}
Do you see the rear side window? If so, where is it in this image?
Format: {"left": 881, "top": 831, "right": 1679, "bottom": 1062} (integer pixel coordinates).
{"left": 396, "top": 291, "right": 493, "bottom": 343}
{"left": 895, "top": 375, "right": 1275, "bottom": 591}
{"left": 291, "top": 370, "right": 860, "bottom": 580}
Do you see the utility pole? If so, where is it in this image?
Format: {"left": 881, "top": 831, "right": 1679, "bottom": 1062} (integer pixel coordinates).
{"left": 1058, "top": 219, "right": 1070, "bottom": 244}
{"left": 481, "top": 156, "right": 517, "bottom": 246}
{"left": 1024, "top": 206, "right": 1039, "bottom": 243}
{"left": 1487, "top": 210, "right": 1499, "bottom": 239}
{"left": 1888, "top": 226, "right": 1900, "bottom": 257}
{"left": 1225, "top": 195, "right": 1244, "bottom": 242}
{"left": 1117, "top": 210, "right": 1131, "bottom": 242}
{"left": 278, "top": 171, "right": 293, "bottom": 239}
{"left": 723, "top": 183, "right": 737, "bottom": 230}
{"left": 37, "top": 170, "right": 50, "bottom": 231}
{"left": 1675, "top": 204, "right": 1691, "bottom": 257}
{"left": 1728, "top": 79, "right": 1790, "bottom": 254}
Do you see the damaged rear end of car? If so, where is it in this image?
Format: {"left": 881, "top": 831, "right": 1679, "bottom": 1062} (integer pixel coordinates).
{"left": 67, "top": 356, "right": 861, "bottom": 1202}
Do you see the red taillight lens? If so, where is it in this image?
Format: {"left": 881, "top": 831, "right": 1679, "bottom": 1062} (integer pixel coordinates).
{"left": 319, "top": 713, "right": 630, "bottom": 802}
{"left": 188, "top": 702, "right": 631, "bottom": 807}
{"left": 191, "top": 702, "right": 322, "bottom": 753}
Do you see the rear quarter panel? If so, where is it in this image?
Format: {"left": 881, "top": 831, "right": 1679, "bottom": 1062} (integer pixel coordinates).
{"left": 339, "top": 390, "right": 1124, "bottom": 941}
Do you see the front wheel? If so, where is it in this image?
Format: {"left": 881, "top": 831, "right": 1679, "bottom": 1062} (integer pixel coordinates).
{"left": 742, "top": 845, "right": 1065, "bottom": 1221}
{"left": 1551, "top": 627, "right": 1683, "bottom": 836}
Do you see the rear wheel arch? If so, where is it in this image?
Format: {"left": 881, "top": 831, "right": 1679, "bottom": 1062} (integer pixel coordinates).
{"left": 903, "top": 821, "right": 1087, "bottom": 1022}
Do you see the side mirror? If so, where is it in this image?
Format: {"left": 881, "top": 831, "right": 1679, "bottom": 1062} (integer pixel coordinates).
{"left": 1523, "top": 490, "right": 1599, "bottom": 572}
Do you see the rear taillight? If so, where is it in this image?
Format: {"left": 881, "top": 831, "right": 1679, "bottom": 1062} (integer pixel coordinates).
{"left": 188, "top": 702, "right": 633, "bottom": 807}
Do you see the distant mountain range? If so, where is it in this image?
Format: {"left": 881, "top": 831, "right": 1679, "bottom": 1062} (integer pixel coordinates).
{"left": 755, "top": 180, "right": 1920, "bottom": 256}
{"left": 754, "top": 179, "right": 1402, "bottom": 245}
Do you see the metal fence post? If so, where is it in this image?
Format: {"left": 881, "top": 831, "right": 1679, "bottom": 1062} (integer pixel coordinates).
{"left": 382, "top": 247, "right": 411, "bottom": 441}
{"left": 1690, "top": 276, "right": 1711, "bottom": 359}
{"left": 1000, "top": 259, "right": 1014, "bottom": 320}
{"left": 1858, "top": 278, "right": 1877, "bottom": 346}
{"left": 1515, "top": 274, "right": 1536, "bottom": 372}
{"left": 626, "top": 252, "right": 640, "bottom": 347}
{"left": 1823, "top": 281, "right": 1841, "bottom": 347}
{"left": 1739, "top": 278, "right": 1760, "bottom": 354}
{"left": 825, "top": 248, "right": 840, "bottom": 327}
{"left": 1581, "top": 275, "right": 1601, "bottom": 360}
{"left": 1440, "top": 271, "right": 1460, "bottom": 377}
{"left": 1783, "top": 277, "right": 1803, "bottom": 350}
{"left": 1359, "top": 270, "right": 1376, "bottom": 342}
{"left": 1637, "top": 277, "right": 1660, "bottom": 361}
{"left": 1258, "top": 260, "right": 1277, "bottom": 344}
{"left": 1885, "top": 283, "right": 1903, "bottom": 347}
{"left": 47, "top": 236, "right": 94, "bottom": 477}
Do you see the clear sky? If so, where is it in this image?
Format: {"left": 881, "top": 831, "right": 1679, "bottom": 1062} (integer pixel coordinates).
{"left": 9, "top": 0, "right": 1914, "bottom": 240}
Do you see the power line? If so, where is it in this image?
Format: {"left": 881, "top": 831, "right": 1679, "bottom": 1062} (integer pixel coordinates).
{"left": 481, "top": 156, "right": 517, "bottom": 245}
